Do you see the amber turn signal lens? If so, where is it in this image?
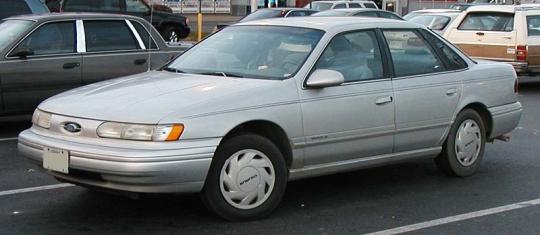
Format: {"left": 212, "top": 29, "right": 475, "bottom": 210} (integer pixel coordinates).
{"left": 166, "top": 124, "right": 184, "bottom": 141}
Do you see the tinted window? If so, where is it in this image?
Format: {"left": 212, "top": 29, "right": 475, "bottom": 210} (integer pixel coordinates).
{"left": 240, "top": 9, "right": 283, "bottom": 22}
{"left": 410, "top": 15, "right": 451, "bottom": 30}
{"left": 422, "top": 30, "right": 467, "bottom": 70}
{"left": 130, "top": 20, "right": 157, "bottom": 49}
{"left": 379, "top": 12, "right": 402, "bottom": 20}
{"left": 334, "top": 3, "right": 347, "bottom": 9}
{"left": 126, "top": 0, "right": 149, "bottom": 13}
{"left": 348, "top": 3, "right": 362, "bottom": 8}
{"left": 63, "top": 0, "right": 121, "bottom": 12}
{"left": 354, "top": 11, "right": 379, "bottom": 17}
{"left": 458, "top": 12, "right": 514, "bottom": 32}
{"left": 364, "top": 3, "right": 378, "bottom": 8}
{"left": 0, "top": 20, "right": 33, "bottom": 52}
{"left": 84, "top": 20, "right": 139, "bottom": 52}
{"left": 14, "top": 21, "right": 75, "bottom": 56}
{"left": 314, "top": 30, "right": 383, "bottom": 82}
{"left": 383, "top": 30, "right": 444, "bottom": 77}
{"left": 527, "top": 15, "right": 540, "bottom": 36}
{"left": 0, "top": 0, "right": 31, "bottom": 19}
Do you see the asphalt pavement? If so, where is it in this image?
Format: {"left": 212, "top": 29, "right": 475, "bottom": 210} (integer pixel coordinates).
{"left": 1, "top": 77, "right": 540, "bottom": 234}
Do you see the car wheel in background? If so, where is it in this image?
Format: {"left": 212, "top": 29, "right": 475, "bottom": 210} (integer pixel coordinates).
{"left": 162, "top": 26, "right": 182, "bottom": 42}
{"left": 202, "top": 133, "right": 287, "bottom": 221}
{"left": 435, "top": 109, "right": 486, "bottom": 177}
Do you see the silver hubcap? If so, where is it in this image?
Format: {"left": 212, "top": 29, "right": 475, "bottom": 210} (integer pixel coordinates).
{"left": 454, "top": 119, "right": 482, "bottom": 167}
{"left": 169, "top": 31, "right": 178, "bottom": 42}
{"left": 219, "top": 149, "right": 275, "bottom": 210}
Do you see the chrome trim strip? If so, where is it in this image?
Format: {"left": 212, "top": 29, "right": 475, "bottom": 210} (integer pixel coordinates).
{"left": 125, "top": 19, "right": 146, "bottom": 50}
{"left": 288, "top": 147, "right": 442, "bottom": 180}
{"left": 76, "top": 20, "right": 86, "bottom": 53}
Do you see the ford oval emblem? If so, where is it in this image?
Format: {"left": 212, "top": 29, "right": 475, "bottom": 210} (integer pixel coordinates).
{"left": 63, "top": 122, "right": 82, "bottom": 133}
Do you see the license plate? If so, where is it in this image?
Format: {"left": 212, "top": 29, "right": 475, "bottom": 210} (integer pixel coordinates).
{"left": 43, "top": 147, "right": 69, "bottom": 173}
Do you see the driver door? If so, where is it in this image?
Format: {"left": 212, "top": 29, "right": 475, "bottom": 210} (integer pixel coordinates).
{"left": 298, "top": 30, "right": 395, "bottom": 166}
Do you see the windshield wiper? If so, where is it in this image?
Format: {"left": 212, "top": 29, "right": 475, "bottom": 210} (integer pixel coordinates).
{"left": 162, "top": 67, "right": 185, "bottom": 73}
{"left": 198, "top": 71, "right": 244, "bottom": 78}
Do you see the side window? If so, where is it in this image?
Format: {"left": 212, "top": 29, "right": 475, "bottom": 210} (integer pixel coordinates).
{"left": 0, "top": 0, "right": 31, "bottom": 19}
{"left": 334, "top": 3, "right": 347, "bottom": 9}
{"left": 64, "top": 0, "right": 121, "bottom": 12}
{"left": 314, "top": 30, "right": 384, "bottom": 82}
{"left": 364, "top": 3, "right": 378, "bottom": 8}
{"left": 348, "top": 3, "right": 362, "bottom": 8}
{"left": 422, "top": 29, "right": 468, "bottom": 70}
{"left": 84, "top": 20, "right": 140, "bottom": 52}
{"left": 125, "top": 0, "right": 149, "bottom": 13}
{"left": 458, "top": 12, "right": 514, "bottom": 32}
{"left": 354, "top": 11, "right": 379, "bottom": 17}
{"left": 383, "top": 30, "right": 444, "bottom": 77}
{"left": 13, "top": 21, "right": 75, "bottom": 56}
{"left": 130, "top": 20, "right": 158, "bottom": 49}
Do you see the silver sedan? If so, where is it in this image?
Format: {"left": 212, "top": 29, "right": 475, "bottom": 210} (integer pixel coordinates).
{"left": 18, "top": 17, "right": 522, "bottom": 221}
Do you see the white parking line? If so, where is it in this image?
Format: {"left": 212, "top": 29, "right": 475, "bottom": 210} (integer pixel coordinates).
{"left": 0, "top": 137, "right": 18, "bottom": 142}
{"left": 365, "top": 198, "right": 540, "bottom": 235}
{"left": 0, "top": 183, "right": 74, "bottom": 197}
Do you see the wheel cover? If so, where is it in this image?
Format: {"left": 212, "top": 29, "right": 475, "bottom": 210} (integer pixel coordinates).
{"left": 168, "top": 31, "right": 179, "bottom": 42}
{"left": 219, "top": 149, "right": 275, "bottom": 210}
{"left": 454, "top": 119, "right": 482, "bottom": 167}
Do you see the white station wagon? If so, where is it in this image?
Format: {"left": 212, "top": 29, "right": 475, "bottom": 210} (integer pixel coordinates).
{"left": 18, "top": 17, "right": 522, "bottom": 221}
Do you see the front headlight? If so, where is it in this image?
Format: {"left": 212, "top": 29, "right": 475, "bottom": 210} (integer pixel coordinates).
{"left": 97, "top": 122, "right": 184, "bottom": 141}
{"left": 32, "top": 109, "right": 52, "bottom": 129}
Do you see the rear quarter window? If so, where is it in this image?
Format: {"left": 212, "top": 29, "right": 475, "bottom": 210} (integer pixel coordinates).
{"left": 527, "top": 15, "right": 540, "bottom": 36}
{"left": 458, "top": 12, "right": 514, "bottom": 32}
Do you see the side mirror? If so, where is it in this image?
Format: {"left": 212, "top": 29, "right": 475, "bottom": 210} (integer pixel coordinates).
{"left": 306, "top": 69, "right": 345, "bottom": 88}
{"left": 11, "top": 47, "right": 34, "bottom": 59}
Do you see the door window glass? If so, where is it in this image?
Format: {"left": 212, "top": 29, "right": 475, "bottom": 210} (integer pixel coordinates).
{"left": 458, "top": 12, "right": 514, "bottom": 31}
{"left": 422, "top": 29, "right": 467, "bottom": 70}
{"left": 130, "top": 20, "right": 157, "bottom": 49}
{"left": 125, "top": 0, "right": 149, "bottom": 13}
{"left": 383, "top": 30, "right": 444, "bottom": 77}
{"left": 348, "top": 3, "right": 362, "bottom": 8}
{"left": 334, "top": 3, "right": 347, "bottom": 9}
{"left": 0, "top": 0, "right": 31, "bottom": 19}
{"left": 314, "top": 30, "right": 384, "bottom": 82}
{"left": 84, "top": 20, "right": 139, "bottom": 52}
{"left": 14, "top": 21, "right": 75, "bottom": 56}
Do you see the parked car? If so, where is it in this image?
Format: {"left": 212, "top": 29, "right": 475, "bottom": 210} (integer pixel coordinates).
{"left": 215, "top": 8, "right": 318, "bottom": 31}
{"left": 443, "top": 5, "right": 540, "bottom": 75}
{"left": 46, "top": 0, "right": 174, "bottom": 13}
{"left": 311, "top": 8, "right": 403, "bottom": 20}
{"left": 403, "top": 9, "right": 460, "bottom": 20}
{"left": 0, "top": 0, "right": 49, "bottom": 20}
{"left": 19, "top": 17, "right": 521, "bottom": 221}
{"left": 407, "top": 12, "right": 460, "bottom": 34}
{"left": 0, "top": 13, "right": 187, "bottom": 119}
{"left": 55, "top": 0, "right": 190, "bottom": 42}
{"left": 304, "top": 0, "right": 379, "bottom": 11}
{"left": 448, "top": 3, "right": 478, "bottom": 11}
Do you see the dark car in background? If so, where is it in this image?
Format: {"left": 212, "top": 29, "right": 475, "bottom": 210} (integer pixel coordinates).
{"left": 51, "top": 0, "right": 190, "bottom": 42}
{"left": 215, "top": 8, "right": 318, "bottom": 31}
{"left": 0, "top": 13, "right": 187, "bottom": 119}
{"left": 311, "top": 8, "right": 403, "bottom": 20}
{"left": 0, "top": 0, "right": 49, "bottom": 20}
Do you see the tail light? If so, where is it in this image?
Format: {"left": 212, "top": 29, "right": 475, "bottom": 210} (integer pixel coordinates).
{"left": 514, "top": 78, "right": 519, "bottom": 93}
{"left": 185, "top": 18, "right": 189, "bottom": 25}
{"left": 516, "top": 45, "right": 528, "bottom": 61}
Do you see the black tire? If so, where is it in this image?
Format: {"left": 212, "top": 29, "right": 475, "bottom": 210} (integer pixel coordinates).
{"left": 201, "top": 133, "right": 287, "bottom": 221}
{"left": 435, "top": 109, "right": 486, "bottom": 177}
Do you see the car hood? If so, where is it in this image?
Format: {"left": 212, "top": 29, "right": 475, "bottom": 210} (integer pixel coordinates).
{"left": 39, "top": 71, "right": 284, "bottom": 124}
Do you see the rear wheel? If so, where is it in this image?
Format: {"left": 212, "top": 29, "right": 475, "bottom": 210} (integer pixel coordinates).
{"left": 202, "top": 133, "right": 287, "bottom": 221}
{"left": 435, "top": 109, "right": 486, "bottom": 177}
{"left": 161, "top": 26, "right": 185, "bottom": 42}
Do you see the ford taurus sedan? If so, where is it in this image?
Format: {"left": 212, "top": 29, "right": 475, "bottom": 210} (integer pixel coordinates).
{"left": 18, "top": 17, "right": 522, "bottom": 221}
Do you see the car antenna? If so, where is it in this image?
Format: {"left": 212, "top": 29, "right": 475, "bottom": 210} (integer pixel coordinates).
{"left": 147, "top": 0, "right": 154, "bottom": 72}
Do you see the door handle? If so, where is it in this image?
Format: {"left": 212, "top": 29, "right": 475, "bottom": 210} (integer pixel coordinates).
{"left": 476, "top": 32, "right": 485, "bottom": 36}
{"left": 134, "top": 59, "right": 147, "bottom": 65}
{"left": 375, "top": 96, "right": 393, "bottom": 105}
{"left": 63, "top": 62, "right": 80, "bottom": 69}
{"left": 446, "top": 88, "right": 458, "bottom": 96}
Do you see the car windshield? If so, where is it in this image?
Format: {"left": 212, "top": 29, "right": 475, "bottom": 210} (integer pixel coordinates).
{"left": 240, "top": 9, "right": 284, "bottom": 22}
{"left": 306, "top": 2, "right": 333, "bottom": 11}
{"left": 312, "top": 10, "right": 349, "bottom": 16}
{"left": 165, "top": 26, "right": 324, "bottom": 80}
{"left": 409, "top": 15, "right": 451, "bottom": 30}
{"left": 0, "top": 19, "right": 33, "bottom": 52}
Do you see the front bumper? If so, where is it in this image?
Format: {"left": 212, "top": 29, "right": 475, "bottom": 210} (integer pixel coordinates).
{"left": 18, "top": 128, "right": 218, "bottom": 193}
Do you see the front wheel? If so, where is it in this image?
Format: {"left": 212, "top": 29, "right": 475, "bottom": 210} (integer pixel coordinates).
{"left": 435, "top": 109, "right": 486, "bottom": 177}
{"left": 202, "top": 134, "right": 287, "bottom": 221}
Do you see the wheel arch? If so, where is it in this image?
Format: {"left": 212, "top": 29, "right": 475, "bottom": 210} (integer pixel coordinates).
{"left": 458, "top": 102, "right": 493, "bottom": 139}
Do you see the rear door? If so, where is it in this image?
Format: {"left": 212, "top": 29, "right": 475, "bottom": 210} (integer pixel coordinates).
{"left": 446, "top": 11, "right": 516, "bottom": 61}
{"left": 81, "top": 19, "right": 149, "bottom": 85}
{"left": 525, "top": 13, "right": 540, "bottom": 73}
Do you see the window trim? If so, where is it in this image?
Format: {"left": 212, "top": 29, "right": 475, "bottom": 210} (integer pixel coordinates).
{"left": 381, "top": 28, "right": 448, "bottom": 79}
{"left": 302, "top": 28, "right": 389, "bottom": 89}
{"left": 82, "top": 19, "right": 145, "bottom": 54}
{"left": 457, "top": 12, "right": 515, "bottom": 32}
{"left": 5, "top": 19, "right": 79, "bottom": 60}
{"left": 129, "top": 19, "right": 160, "bottom": 51}
{"left": 418, "top": 28, "right": 468, "bottom": 71}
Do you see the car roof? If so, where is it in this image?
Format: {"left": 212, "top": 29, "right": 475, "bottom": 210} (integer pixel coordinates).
{"left": 238, "top": 16, "right": 419, "bottom": 31}
{"left": 4, "top": 12, "right": 143, "bottom": 22}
